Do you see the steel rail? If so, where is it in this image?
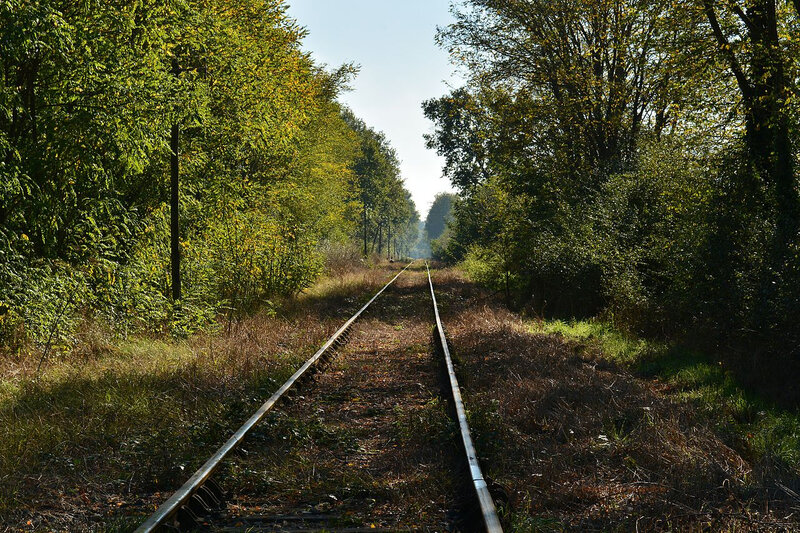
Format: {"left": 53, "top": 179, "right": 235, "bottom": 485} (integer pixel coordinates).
{"left": 426, "top": 264, "right": 503, "bottom": 533}
{"left": 136, "top": 261, "right": 416, "bottom": 532}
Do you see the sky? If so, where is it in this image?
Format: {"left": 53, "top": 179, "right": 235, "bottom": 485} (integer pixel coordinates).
{"left": 284, "top": 0, "right": 461, "bottom": 219}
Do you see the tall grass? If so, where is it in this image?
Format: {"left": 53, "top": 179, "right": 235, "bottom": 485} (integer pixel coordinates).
{"left": 0, "top": 264, "right": 390, "bottom": 529}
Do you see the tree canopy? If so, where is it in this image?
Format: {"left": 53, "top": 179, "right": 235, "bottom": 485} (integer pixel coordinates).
{"left": 0, "top": 0, "right": 418, "bottom": 349}
{"left": 425, "top": 193, "right": 457, "bottom": 242}
{"left": 427, "top": 0, "right": 800, "bottom": 364}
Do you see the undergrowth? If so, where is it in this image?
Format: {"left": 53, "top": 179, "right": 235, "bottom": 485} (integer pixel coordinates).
{"left": 435, "top": 266, "right": 800, "bottom": 529}
{"left": 0, "top": 264, "right": 391, "bottom": 530}
{"left": 532, "top": 319, "right": 800, "bottom": 480}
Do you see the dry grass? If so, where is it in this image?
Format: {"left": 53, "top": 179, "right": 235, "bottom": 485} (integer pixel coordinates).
{"left": 207, "top": 265, "right": 465, "bottom": 531}
{"left": 7, "top": 263, "right": 795, "bottom": 531}
{"left": 433, "top": 267, "right": 800, "bottom": 532}
{"left": 0, "top": 264, "right": 396, "bottom": 532}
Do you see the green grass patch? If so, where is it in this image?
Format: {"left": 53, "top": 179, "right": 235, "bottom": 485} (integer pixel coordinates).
{"left": 533, "top": 319, "right": 652, "bottom": 365}
{"left": 0, "top": 337, "right": 246, "bottom": 509}
{"left": 531, "top": 318, "right": 800, "bottom": 476}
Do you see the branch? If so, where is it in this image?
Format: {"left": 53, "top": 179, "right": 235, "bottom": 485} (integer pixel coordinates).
{"left": 35, "top": 290, "right": 76, "bottom": 377}
{"left": 726, "top": 0, "right": 755, "bottom": 32}
{"left": 702, "top": 0, "right": 753, "bottom": 99}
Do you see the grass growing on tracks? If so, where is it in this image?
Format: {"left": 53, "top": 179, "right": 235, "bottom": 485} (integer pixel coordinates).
{"left": 214, "top": 268, "right": 460, "bottom": 531}
{"left": 0, "top": 265, "right": 391, "bottom": 531}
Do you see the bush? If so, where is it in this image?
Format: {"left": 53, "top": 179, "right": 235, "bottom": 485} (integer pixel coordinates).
{"left": 430, "top": 226, "right": 454, "bottom": 262}
{"left": 319, "top": 241, "right": 363, "bottom": 275}
{"left": 0, "top": 197, "right": 334, "bottom": 354}
{"left": 0, "top": 262, "right": 90, "bottom": 357}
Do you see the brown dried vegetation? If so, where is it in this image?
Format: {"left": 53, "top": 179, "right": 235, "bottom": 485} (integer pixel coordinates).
{"left": 0, "top": 266, "right": 392, "bottom": 532}
{"left": 434, "top": 268, "right": 800, "bottom": 532}
{"left": 4, "top": 264, "right": 799, "bottom": 532}
{"left": 208, "top": 266, "right": 464, "bottom": 531}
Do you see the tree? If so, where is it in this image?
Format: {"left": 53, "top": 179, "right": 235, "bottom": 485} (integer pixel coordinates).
{"left": 439, "top": 0, "right": 686, "bottom": 185}
{"left": 423, "top": 89, "right": 490, "bottom": 193}
{"left": 701, "top": 0, "right": 799, "bottom": 252}
{"left": 425, "top": 193, "right": 457, "bottom": 241}
{"left": 0, "top": 0, "right": 391, "bottom": 345}
{"left": 342, "top": 110, "right": 417, "bottom": 258}
{"left": 428, "top": 0, "right": 800, "bottom": 358}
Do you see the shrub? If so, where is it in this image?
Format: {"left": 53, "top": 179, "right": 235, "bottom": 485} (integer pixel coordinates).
{"left": 319, "top": 241, "right": 363, "bottom": 275}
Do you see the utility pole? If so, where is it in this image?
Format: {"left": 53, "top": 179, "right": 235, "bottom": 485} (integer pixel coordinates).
{"left": 363, "top": 204, "right": 368, "bottom": 257}
{"left": 170, "top": 58, "right": 181, "bottom": 303}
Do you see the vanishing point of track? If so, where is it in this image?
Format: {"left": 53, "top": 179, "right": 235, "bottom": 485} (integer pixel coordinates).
{"left": 135, "top": 262, "right": 503, "bottom": 533}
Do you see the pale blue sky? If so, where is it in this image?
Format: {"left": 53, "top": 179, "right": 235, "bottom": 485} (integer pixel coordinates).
{"left": 284, "top": 0, "right": 461, "bottom": 218}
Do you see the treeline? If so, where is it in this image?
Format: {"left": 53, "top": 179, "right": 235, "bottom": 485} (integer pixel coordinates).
{"left": 425, "top": 192, "right": 457, "bottom": 259}
{"left": 0, "top": 0, "right": 417, "bottom": 351}
{"left": 426, "top": 1, "right": 800, "bottom": 377}
{"left": 344, "top": 110, "right": 419, "bottom": 260}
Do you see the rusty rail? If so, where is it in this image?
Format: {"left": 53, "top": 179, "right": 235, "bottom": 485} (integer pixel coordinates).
{"left": 426, "top": 263, "right": 503, "bottom": 533}
{"left": 135, "top": 261, "right": 415, "bottom": 532}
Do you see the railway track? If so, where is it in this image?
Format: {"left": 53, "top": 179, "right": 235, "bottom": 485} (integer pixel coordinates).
{"left": 134, "top": 262, "right": 503, "bottom": 532}
{"left": 426, "top": 265, "right": 502, "bottom": 533}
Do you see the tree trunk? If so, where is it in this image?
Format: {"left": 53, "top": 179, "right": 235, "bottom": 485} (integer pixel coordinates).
{"left": 744, "top": 1, "right": 797, "bottom": 250}
{"left": 386, "top": 222, "right": 391, "bottom": 260}
{"left": 370, "top": 223, "right": 380, "bottom": 253}
{"left": 705, "top": 0, "right": 798, "bottom": 250}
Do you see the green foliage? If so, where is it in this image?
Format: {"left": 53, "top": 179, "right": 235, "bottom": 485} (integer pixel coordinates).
{"left": 427, "top": 0, "right": 800, "bottom": 364}
{"left": 198, "top": 205, "right": 323, "bottom": 315}
{"left": 0, "top": 262, "right": 90, "bottom": 355}
{"left": 0, "top": 0, "right": 419, "bottom": 352}
{"left": 429, "top": 226, "right": 453, "bottom": 262}
{"left": 423, "top": 88, "right": 490, "bottom": 192}
{"left": 344, "top": 110, "right": 419, "bottom": 259}
{"left": 424, "top": 192, "right": 457, "bottom": 245}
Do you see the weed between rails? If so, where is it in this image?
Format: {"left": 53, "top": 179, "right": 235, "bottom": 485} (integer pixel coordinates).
{"left": 207, "top": 267, "right": 460, "bottom": 531}
{"left": 434, "top": 268, "right": 800, "bottom": 532}
{"left": 0, "top": 265, "right": 393, "bottom": 531}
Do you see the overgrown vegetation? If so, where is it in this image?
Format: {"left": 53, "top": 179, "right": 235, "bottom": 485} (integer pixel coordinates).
{"left": 209, "top": 267, "right": 462, "bottom": 531}
{"left": 425, "top": 0, "right": 800, "bottom": 396}
{"left": 0, "top": 0, "right": 419, "bottom": 359}
{"left": 435, "top": 268, "right": 800, "bottom": 531}
{"left": 535, "top": 319, "right": 800, "bottom": 478}
{"left": 423, "top": 192, "right": 457, "bottom": 261}
{"left": 0, "top": 265, "right": 393, "bottom": 529}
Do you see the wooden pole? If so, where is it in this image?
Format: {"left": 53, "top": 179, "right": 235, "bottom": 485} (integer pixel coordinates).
{"left": 170, "top": 121, "right": 181, "bottom": 302}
